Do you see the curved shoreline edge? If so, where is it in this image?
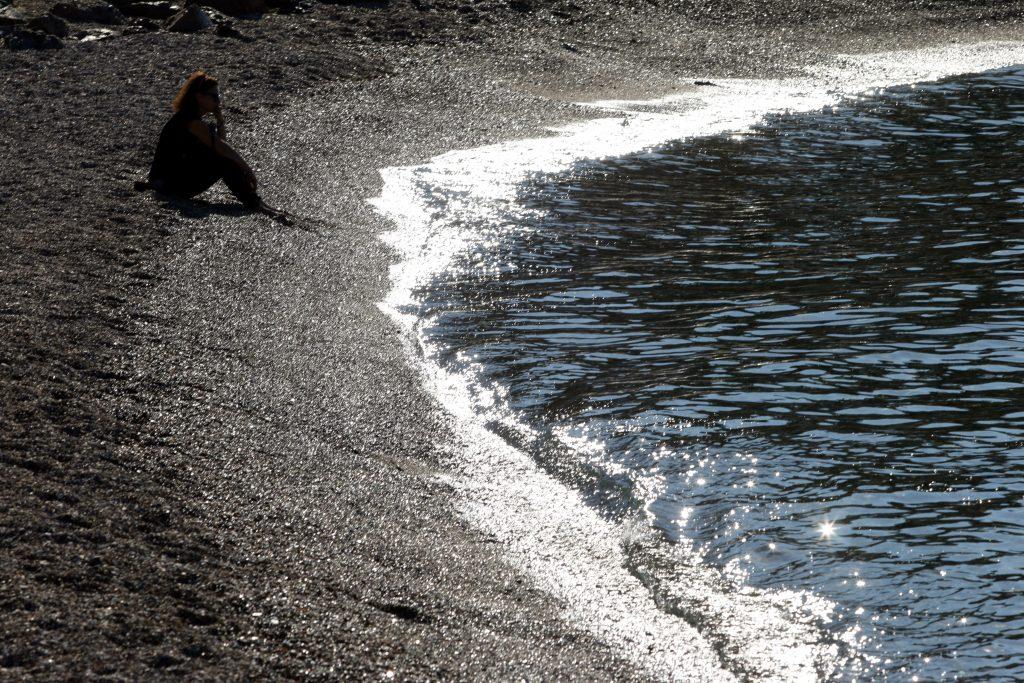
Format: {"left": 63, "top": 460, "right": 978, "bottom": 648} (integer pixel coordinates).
{"left": 371, "top": 41, "right": 1024, "bottom": 681}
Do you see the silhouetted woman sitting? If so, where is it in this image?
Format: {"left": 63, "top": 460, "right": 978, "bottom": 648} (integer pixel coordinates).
{"left": 140, "top": 70, "right": 287, "bottom": 221}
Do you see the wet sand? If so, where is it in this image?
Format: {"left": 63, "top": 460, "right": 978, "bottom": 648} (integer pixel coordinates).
{"left": 2, "top": 1, "right": 1023, "bottom": 678}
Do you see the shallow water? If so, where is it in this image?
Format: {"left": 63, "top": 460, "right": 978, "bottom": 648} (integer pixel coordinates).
{"left": 418, "top": 68, "right": 1024, "bottom": 678}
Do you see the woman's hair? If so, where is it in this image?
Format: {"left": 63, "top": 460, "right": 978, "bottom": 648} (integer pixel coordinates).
{"left": 172, "top": 70, "right": 218, "bottom": 117}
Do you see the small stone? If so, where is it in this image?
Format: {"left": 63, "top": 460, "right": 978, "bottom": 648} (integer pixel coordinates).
{"left": 201, "top": 0, "right": 265, "bottom": 17}
{"left": 271, "top": 0, "right": 310, "bottom": 14}
{"left": 149, "top": 653, "right": 179, "bottom": 669}
{"left": 213, "top": 20, "right": 247, "bottom": 40}
{"left": 78, "top": 26, "right": 117, "bottom": 40}
{"left": 120, "top": 1, "right": 177, "bottom": 18}
{"left": 164, "top": 3, "right": 210, "bottom": 31}
{"left": 0, "top": 5, "right": 27, "bottom": 26}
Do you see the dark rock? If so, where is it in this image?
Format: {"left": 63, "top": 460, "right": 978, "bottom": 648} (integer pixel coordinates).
{"left": 51, "top": 0, "right": 125, "bottom": 24}
{"left": 180, "top": 642, "right": 208, "bottom": 658}
{"left": 176, "top": 608, "right": 217, "bottom": 626}
{"left": 213, "top": 19, "right": 247, "bottom": 39}
{"left": 1, "top": 27, "right": 63, "bottom": 49}
{"left": 200, "top": 0, "right": 264, "bottom": 17}
{"left": 27, "top": 14, "right": 69, "bottom": 37}
{"left": 0, "top": 649, "right": 36, "bottom": 670}
{"left": 149, "top": 653, "right": 180, "bottom": 669}
{"left": 370, "top": 601, "right": 433, "bottom": 624}
{"left": 164, "top": 3, "right": 209, "bottom": 30}
{"left": 120, "top": 1, "right": 177, "bottom": 18}
{"left": 203, "top": 6, "right": 228, "bottom": 21}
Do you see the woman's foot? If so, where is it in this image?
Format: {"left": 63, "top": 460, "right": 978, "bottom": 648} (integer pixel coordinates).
{"left": 256, "top": 200, "right": 292, "bottom": 225}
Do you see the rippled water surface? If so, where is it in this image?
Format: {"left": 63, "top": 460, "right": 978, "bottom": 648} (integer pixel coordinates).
{"left": 419, "top": 69, "right": 1024, "bottom": 678}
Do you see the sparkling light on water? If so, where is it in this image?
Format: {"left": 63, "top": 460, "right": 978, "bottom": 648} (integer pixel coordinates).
{"left": 374, "top": 42, "right": 1024, "bottom": 682}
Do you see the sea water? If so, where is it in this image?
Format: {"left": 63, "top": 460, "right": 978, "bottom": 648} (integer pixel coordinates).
{"left": 412, "top": 68, "right": 1024, "bottom": 678}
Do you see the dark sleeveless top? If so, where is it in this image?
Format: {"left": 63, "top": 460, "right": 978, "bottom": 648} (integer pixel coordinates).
{"left": 147, "top": 111, "right": 218, "bottom": 192}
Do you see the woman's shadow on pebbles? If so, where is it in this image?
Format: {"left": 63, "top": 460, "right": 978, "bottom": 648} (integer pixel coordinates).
{"left": 155, "top": 193, "right": 251, "bottom": 219}
{"left": 154, "top": 193, "right": 317, "bottom": 231}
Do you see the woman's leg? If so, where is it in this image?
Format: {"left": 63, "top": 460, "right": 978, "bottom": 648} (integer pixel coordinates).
{"left": 162, "top": 165, "right": 222, "bottom": 199}
{"left": 216, "top": 157, "right": 262, "bottom": 210}
{"left": 217, "top": 158, "right": 290, "bottom": 222}
{"left": 152, "top": 157, "right": 287, "bottom": 220}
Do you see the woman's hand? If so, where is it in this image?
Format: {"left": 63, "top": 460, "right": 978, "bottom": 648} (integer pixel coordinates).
{"left": 215, "top": 104, "right": 227, "bottom": 140}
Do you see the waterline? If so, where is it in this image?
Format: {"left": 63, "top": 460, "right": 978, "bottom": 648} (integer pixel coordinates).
{"left": 371, "top": 41, "right": 1024, "bottom": 680}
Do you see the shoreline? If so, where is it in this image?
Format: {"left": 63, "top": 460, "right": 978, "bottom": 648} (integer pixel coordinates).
{"left": 4, "top": 2, "right": 1024, "bottom": 678}
{"left": 374, "top": 41, "right": 1024, "bottom": 680}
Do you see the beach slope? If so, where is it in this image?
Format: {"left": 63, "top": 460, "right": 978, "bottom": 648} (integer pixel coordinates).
{"left": 2, "top": 0, "right": 1022, "bottom": 678}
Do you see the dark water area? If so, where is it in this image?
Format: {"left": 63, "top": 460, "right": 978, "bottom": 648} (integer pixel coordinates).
{"left": 419, "top": 68, "right": 1024, "bottom": 678}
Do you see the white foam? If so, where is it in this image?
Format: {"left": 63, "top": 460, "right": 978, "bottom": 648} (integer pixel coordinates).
{"left": 370, "top": 42, "right": 1024, "bottom": 680}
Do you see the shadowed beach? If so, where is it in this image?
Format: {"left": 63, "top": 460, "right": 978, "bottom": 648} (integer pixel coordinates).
{"left": 2, "top": 0, "right": 1024, "bottom": 678}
